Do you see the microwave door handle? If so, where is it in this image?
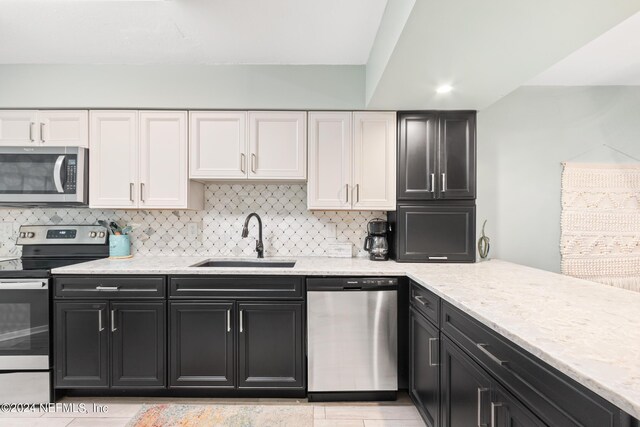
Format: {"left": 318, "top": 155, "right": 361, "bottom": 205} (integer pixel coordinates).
{"left": 53, "top": 155, "right": 66, "bottom": 193}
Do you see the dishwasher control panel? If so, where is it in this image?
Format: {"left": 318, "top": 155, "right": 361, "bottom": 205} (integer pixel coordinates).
{"left": 307, "top": 277, "right": 398, "bottom": 291}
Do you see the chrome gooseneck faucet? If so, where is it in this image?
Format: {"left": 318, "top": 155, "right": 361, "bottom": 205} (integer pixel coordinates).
{"left": 241, "top": 213, "right": 264, "bottom": 258}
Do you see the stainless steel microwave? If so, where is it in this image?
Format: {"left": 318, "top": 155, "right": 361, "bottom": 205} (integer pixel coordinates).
{"left": 0, "top": 146, "right": 88, "bottom": 206}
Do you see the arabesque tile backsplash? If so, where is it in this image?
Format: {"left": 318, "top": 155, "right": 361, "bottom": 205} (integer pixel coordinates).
{"left": 0, "top": 184, "right": 384, "bottom": 258}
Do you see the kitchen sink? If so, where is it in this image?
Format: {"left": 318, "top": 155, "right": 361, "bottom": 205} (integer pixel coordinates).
{"left": 190, "top": 260, "right": 297, "bottom": 268}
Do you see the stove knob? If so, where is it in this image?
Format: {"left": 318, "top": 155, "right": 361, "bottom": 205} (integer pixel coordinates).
{"left": 19, "top": 232, "right": 26, "bottom": 238}
{"left": 98, "top": 232, "right": 106, "bottom": 238}
{"left": 89, "top": 231, "right": 97, "bottom": 238}
{"left": 26, "top": 232, "right": 35, "bottom": 238}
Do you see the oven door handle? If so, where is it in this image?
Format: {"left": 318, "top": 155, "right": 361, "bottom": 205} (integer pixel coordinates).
{"left": 0, "top": 281, "right": 48, "bottom": 290}
{"left": 53, "top": 155, "right": 66, "bottom": 193}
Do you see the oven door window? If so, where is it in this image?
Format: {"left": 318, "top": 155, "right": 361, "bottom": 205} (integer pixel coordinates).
{"left": 0, "top": 288, "right": 49, "bottom": 356}
{"left": 0, "top": 153, "right": 75, "bottom": 194}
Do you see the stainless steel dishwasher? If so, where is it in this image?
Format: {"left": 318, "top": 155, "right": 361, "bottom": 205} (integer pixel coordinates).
{"left": 307, "top": 277, "right": 398, "bottom": 401}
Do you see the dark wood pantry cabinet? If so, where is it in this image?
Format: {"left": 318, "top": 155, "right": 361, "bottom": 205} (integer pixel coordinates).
{"left": 398, "top": 111, "right": 476, "bottom": 200}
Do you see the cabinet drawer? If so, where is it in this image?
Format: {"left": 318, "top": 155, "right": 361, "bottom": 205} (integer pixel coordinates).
{"left": 409, "top": 281, "right": 439, "bottom": 327}
{"left": 169, "top": 276, "right": 304, "bottom": 299}
{"left": 54, "top": 276, "right": 166, "bottom": 299}
{"left": 441, "top": 301, "right": 626, "bottom": 427}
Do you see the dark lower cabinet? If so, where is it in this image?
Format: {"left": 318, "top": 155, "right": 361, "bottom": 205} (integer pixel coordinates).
{"left": 409, "top": 307, "right": 439, "bottom": 427}
{"left": 55, "top": 302, "right": 109, "bottom": 388}
{"left": 492, "top": 386, "right": 546, "bottom": 427}
{"left": 111, "top": 302, "right": 165, "bottom": 388}
{"left": 169, "top": 302, "right": 234, "bottom": 388}
{"left": 440, "top": 336, "right": 492, "bottom": 427}
{"left": 238, "top": 302, "right": 304, "bottom": 389}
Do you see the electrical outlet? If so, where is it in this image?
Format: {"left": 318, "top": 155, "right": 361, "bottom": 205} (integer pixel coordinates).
{"left": 0, "top": 223, "right": 13, "bottom": 238}
{"left": 324, "top": 223, "right": 337, "bottom": 239}
{"left": 187, "top": 222, "right": 200, "bottom": 240}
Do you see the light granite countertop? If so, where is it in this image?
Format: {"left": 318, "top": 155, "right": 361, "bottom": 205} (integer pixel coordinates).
{"left": 52, "top": 256, "right": 640, "bottom": 419}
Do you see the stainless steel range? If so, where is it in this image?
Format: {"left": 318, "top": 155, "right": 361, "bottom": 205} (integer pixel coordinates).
{"left": 0, "top": 224, "right": 108, "bottom": 403}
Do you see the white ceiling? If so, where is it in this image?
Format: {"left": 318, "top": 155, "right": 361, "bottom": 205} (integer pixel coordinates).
{"left": 0, "top": 0, "right": 387, "bottom": 65}
{"left": 529, "top": 11, "right": 640, "bottom": 85}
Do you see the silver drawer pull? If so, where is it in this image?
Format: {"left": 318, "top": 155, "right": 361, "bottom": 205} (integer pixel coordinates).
{"left": 477, "top": 343, "right": 509, "bottom": 366}
{"left": 96, "top": 285, "right": 120, "bottom": 291}
{"left": 413, "top": 295, "right": 428, "bottom": 306}
{"left": 429, "top": 256, "right": 448, "bottom": 260}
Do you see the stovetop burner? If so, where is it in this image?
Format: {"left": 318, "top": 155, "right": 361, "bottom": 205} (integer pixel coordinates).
{"left": 0, "top": 224, "right": 110, "bottom": 279}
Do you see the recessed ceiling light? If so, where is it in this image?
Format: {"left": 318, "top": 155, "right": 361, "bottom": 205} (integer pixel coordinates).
{"left": 436, "top": 84, "right": 453, "bottom": 94}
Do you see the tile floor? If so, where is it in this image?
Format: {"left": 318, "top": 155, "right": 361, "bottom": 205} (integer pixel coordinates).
{"left": 0, "top": 394, "right": 426, "bottom": 427}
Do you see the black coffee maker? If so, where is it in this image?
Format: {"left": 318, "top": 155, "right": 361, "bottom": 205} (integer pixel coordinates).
{"left": 364, "top": 218, "right": 390, "bottom": 261}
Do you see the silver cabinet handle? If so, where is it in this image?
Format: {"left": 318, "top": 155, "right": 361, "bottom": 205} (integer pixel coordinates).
{"left": 429, "top": 256, "right": 448, "bottom": 260}
{"left": 96, "top": 285, "right": 120, "bottom": 291}
{"left": 111, "top": 309, "right": 117, "bottom": 332}
{"left": 29, "top": 122, "right": 35, "bottom": 143}
{"left": 430, "top": 173, "right": 435, "bottom": 193}
{"left": 240, "top": 153, "right": 246, "bottom": 173}
{"left": 477, "top": 387, "right": 489, "bottom": 427}
{"left": 477, "top": 343, "right": 509, "bottom": 366}
{"left": 490, "top": 402, "right": 503, "bottom": 427}
{"left": 140, "top": 183, "right": 145, "bottom": 202}
{"left": 345, "top": 184, "right": 349, "bottom": 203}
{"left": 356, "top": 184, "right": 360, "bottom": 202}
{"left": 227, "top": 309, "right": 231, "bottom": 332}
{"left": 40, "top": 123, "right": 45, "bottom": 143}
{"left": 251, "top": 154, "right": 257, "bottom": 173}
{"left": 413, "top": 295, "right": 428, "bottom": 306}
{"left": 129, "top": 183, "right": 134, "bottom": 202}
{"left": 441, "top": 173, "right": 446, "bottom": 192}
{"left": 428, "top": 338, "right": 439, "bottom": 367}
{"left": 98, "top": 309, "right": 104, "bottom": 332}
{"left": 239, "top": 310, "right": 244, "bottom": 333}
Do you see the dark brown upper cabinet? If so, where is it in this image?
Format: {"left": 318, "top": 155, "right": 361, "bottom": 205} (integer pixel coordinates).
{"left": 398, "top": 111, "right": 476, "bottom": 200}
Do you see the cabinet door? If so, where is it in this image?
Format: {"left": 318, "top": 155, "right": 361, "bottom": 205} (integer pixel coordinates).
{"left": 396, "top": 203, "right": 476, "bottom": 262}
{"left": 189, "top": 111, "right": 247, "bottom": 179}
{"left": 248, "top": 111, "right": 306, "bottom": 180}
{"left": 89, "top": 111, "right": 139, "bottom": 208}
{"left": 55, "top": 302, "right": 109, "bottom": 388}
{"left": 237, "top": 302, "right": 304, "bottom": 389}
{"left": 111, "top": 302, "right": 166, "bottom": 388}
{"left": 398, "top": 112, "right": 438, "bottom": 200}
{"left": 38, "top": 111, "right": 89, "bottom": 147}
{"left": 409, "top": 307, "right": 440, "bottom": 427}
{"left": 438, "top": 111, "right": 476, "bottom": 199}
{"left": 0, "top": 110, "right": 38, "bottom": 146}
{"left": 139, "top": 111, "right": 188, "bottom": 209}
{"left": 169, "top": 302, "right": 234, "bottom": 388}
{"left": 352, "top": 112, "right": 396, "bottom": 210}
{"left": 307, "top": 112, "right": 352, "bottom": 210}
{"left": 491, "top": 387, "right": 546, "bottom": 427}
{"left": 441, "top": 336, "right": 492, "bottom": 427}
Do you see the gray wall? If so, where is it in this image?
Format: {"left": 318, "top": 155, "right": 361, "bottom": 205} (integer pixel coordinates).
{"left": 477, "top": 86, "right": 640, "bottom": 272}
{"left": 0, "top": 65, "right": 365, "bottom": 109}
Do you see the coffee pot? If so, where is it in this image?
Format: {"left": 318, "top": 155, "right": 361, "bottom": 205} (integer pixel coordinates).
{"left": 364, "top": 218, "right": 390, "bottom": 261}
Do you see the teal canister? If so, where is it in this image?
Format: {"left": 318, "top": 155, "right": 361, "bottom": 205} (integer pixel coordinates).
{"left": 109, "top": 235, "right": 131, "bottom": 258}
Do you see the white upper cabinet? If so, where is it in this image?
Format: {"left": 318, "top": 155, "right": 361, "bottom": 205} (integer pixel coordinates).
{"left": 189, "top": 111, "right": 247, "bottom": 179}
{"left": 89, "top": 111, "right": 139, "bottom": 209}
{"left": 352, "top": 112, "right": 396, "bottom": 210}
{"left": 90, "top": 110, "right": 203, "bottom": 210}
{"left": 307, "top": 111, "right": 396, "bottom": 211}
{"left": 307, "top": 112, "right": 352, "bottom": 210}
{"left": 0, "top": 110, "right": 88, "bottom": 147}
{"left": 0, "top": 111, "right": 38, "bottom": 146}
{"left": 38, "top": 111, "right": 89, "bottom": 147}
{"left": 248, "top": 111, "right": 307, "bottom": 180}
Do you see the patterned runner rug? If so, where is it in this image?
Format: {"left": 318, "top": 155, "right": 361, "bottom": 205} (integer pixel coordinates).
{"left": 561, "top": 163, "right": 640, "bottom": 291}
{"left": 128, "top": 404, "right": 314, "bottom": 427}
